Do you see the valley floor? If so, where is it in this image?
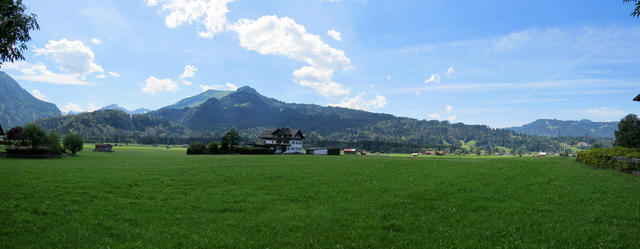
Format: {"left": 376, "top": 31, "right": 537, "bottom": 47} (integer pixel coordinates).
{"left": 1, "top": 149, "right": 639, "bottom": 248}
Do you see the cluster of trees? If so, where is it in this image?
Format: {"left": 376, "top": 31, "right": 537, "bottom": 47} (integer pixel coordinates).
{"left": 2, "top": 123, "right": 84, "bottom": 155}
{"left": 187, "top": 129, "right": 241, "bottom": 155}
{"left": 614, "top": 114, "right": 640, "bottom": 148}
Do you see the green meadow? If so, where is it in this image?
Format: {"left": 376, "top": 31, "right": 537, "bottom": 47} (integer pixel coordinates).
{"left": 2, "top": 149, "right": 640, "bottom": 248}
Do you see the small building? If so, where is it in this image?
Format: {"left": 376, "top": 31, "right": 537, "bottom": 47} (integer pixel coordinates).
{"left": 436, "top": 151, "right": 445, "bottom": 156}
{"left": 257, "top": 128, "right": 304, "bottom": 154}
{"left": 412, "top": 153, "right": 419, "bottom": 157}
{"left": 94, "top": 144, "right": 113, "bottom": 152}
{"left": 360, "top": 150, "right": 367, "bottom": 155}
{"left": 344, "top": 148, "right": 357, "bottom": 155}
{"left": 423, "top": 150, "right": 435, "bottom": 155}
{"left": 307, "top": 147, "right": 328, "bottom": 155}
{"left": 537, "top": 152, "right": 547, "bottom": 157}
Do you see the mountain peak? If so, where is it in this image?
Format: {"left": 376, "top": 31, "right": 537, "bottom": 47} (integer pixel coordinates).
{"left": 236, "top": 86, "right": 258, "bottom": 94}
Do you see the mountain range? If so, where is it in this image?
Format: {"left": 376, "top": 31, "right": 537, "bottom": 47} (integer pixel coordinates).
{"left": 0, "top": 71, "right": 61, "bottom": 128}
{"left": 508, "top": 119, "right": 618, "bottom": 138}
{"left": 0, "top": 72, "right": 618, "bottom": 151}
{"left": 99, "top": 104, "right": 151, "bottom": 115}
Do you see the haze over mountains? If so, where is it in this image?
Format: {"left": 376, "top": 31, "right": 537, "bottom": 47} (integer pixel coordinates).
{"left": 99, "top": 104, "right": 151, "bottom": 115}
{"left": 508, "top": 119, "right": 618, "bottom": 138}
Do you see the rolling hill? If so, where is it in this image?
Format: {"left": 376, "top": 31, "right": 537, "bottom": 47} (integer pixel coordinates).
{"left": 0, "top": 71, "right": 61, "bottom": 128}
{"left": 509, "top": 119, "right": 618, "bottom": 138}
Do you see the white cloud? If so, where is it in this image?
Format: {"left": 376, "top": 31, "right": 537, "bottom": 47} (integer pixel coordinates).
{"left": 34, "top": 39, "right": 104, "bottom": 78}
{"left": 198, "top": 82, "right": 238, "bottom": 91}
{"left": 428, "top": 113, "right": 440, "bottom": 119}
{"left": 87, "top": 102, "right": 100, "bottom": 112}
{"left": 108, "top": 71, "right": 120, "bottom": 77}
{"left": 180, "top": 64, "right": 197, "bottom": 78}
{"left": 149, "top": 0, "right": 235, "bottom": 38}
{"left": 229, "top": 15, "right": 352, "bottom": 98}
{"left": 31, "top": 89, "right": 47, "bottom": 101}
{"left": 425, "top": 74, "right": 441, "bottom": 84}
{"left": 96, "top": 74, "right": 107, "bottom": 79}
{"left": 585, "top": 107, "right": 626, "bottom": 119}
{"left": 141, "top": 76, "right": 179, "bottom": 95}
{"left": 447, "top": 116, "right": 457, "bottom": 122}
{"left": 61, "top": 102, "right": 84, "bottom": 113}
{"left": 446, "top": 66, "right": 455, "bottom": 76}
{"left": 327, "top": 29, "right": 342, "bottom": 41}
{"left": 445, "top": 105, "right": 453, "bottom": 113}
{"left": 90, "top": 38, "right": 102, "bottom": 45}
{"left": 329, "top": 94, "right": 387, "bottom": 111}
{"left": 181, "top": 80, "right": 193, "bottom": 85}
{"left": 226, "top": 82, "right": 238, "bottom": 90}
{"left": 4, "top": 62, "right": 95, "bottom": 85}
{"left": 387, "top": 75, "right": 391, "bottom": 80}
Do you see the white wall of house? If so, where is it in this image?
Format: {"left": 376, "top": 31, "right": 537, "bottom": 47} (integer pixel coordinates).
{"left": 285, "top": 139, "right": 303, "bottom": 153}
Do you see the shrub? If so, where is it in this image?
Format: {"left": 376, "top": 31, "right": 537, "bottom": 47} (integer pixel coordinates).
{"left": 63, "top": 134, "right": 84, "bottom": 155}
{"left": 577, "top": 147, "right": 640, "bottom": 171}
{"left": 46, "top": 131, "right": 63, "bottom": 154}
{"left": 239, "top": 146, "right": 275, "bottom": 155}
{"left": 187, "top": 141, "right": 206, "bottom": 155}
{"left": 207, "top": 141, "right": 219, "bottom": 154}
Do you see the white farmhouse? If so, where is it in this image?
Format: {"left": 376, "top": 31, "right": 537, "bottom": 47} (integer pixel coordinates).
{"left": 259, "top": 128, "right": 305, "bottom": 154}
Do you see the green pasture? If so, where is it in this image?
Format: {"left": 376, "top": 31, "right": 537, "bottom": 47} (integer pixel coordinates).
{"left": 1, "top": 149, "right": 640, "bottom": 248}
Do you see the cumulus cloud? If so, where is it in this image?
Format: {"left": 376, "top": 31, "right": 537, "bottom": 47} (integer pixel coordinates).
{"left": 445, "top": 105, "right": 453, "bottom": 113}
{"left": 226, "top": 82, "right": 238, "bottom": 90}
{"left": 425, "top": 74, "right": 441, "bottom": 84}
{"left": 327, "top": 29, "right": 342, "bottom": 41}
{"left": 428, "top": 113, "right": 440, "bottom": 119}
{"left": 87, "top": 102, "right": 100, "bottom": 112}
{"left": 180, "top": 64, "right": 197, "bottom": 78}
{"left": 90, "top": 38, "right": 102, "bottom": 45}
{"left": 446, "top": 66, "right": 455, "bottom": 76}
{"left": 229, "top": 15, "right": 352, "bottom": 98}
{"left": 108, "top": 71, "right": 120, "bottom": 77}
{"left": 31, "top": 89, "right": 47, "bottom": 101}
{"left": 181, "top": 80, "right": 193, "bottom": 85}
{"left": 148, "top": 0, "right": 234, "bottom": 38}
{"left": 329, "top": 94, "right": 387, "bottom": 111}
{"left": 60, "top": 102, "right": 84, "bottom": 113}
{"left": 34, "top": 39, "right": 104, "bottom": 78}
{"left": 4, "top": 62, "right": 95, "bottom": 85}
{"left": 141, "top": 76, "right": 180, "bottom": 95}
{"left": 198, "top": 82, "right": 238, "bottom": 91}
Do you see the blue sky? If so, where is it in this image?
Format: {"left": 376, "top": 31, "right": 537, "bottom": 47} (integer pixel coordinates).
{"left": 3, "top": 0, "right": 640, "bottom": 127}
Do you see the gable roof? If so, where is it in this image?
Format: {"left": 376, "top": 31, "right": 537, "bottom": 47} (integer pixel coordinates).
{"left": 259, "top": 128, "right": 304, "bottom": 140}
{"left": 634, "top": 93, "right": 640, "bottom": 102}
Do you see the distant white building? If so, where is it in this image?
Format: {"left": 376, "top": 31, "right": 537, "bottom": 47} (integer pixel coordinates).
{"left": 259, "top": 128, "right": 304, "bottom": 154}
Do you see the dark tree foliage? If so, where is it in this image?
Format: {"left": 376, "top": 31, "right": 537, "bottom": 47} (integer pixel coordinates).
{"left": 614, "top": 114, "right": 640, "bottom": 148}
{"left": 207, "top": 141, "right": 219, "bottom": 154}
{"left": 221, "top": 129, "right": 240, "bottom": 153}
{"left": 625, "top": 0, "right": 640, "bottom": 17}
{"left": 6, "top": 126, "right": 22, "bottom": 140}
{"left": 0, "top": 0, "right": 39, "bottom": 66}
{"left": 22, "top": 123, "right": 46, "bottom": 149}
{"left": 63, "top": 133, "right": 84, "bottom": 155}
{"left": 46, "top": 131, "right": 62, "bottom": 154}
{"left": 187, "top": 141, "right": 206, "bottom": 155}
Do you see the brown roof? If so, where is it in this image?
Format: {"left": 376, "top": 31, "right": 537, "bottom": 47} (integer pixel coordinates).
{"left": 259, "top": 128, "right": 304, "bottom": 140}
{"left": 634, "top": 93, "right": 640, "bottom": 102}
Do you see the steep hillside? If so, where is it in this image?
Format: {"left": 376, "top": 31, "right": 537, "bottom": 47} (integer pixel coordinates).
{"left": 509, "top": 119, "right": 618, "bottom": 138}
{"left": 0, "top": 71, "right": 61, "bottom": 128}
{"left": 163, "top": 89, "right": 232, "bottom": 109}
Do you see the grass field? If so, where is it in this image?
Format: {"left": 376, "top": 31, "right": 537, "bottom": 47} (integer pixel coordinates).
{"left": 2, "top": 149, "right": 640, "bottom": 248}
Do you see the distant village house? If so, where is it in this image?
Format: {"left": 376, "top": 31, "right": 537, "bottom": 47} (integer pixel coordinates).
{"left": 258, "top": 128, "right": 304, "bottom": 154}
{"left": 344, "top": 148, "right": 357, "bottom": 155}
{"left": 94, "top": 144, "right": 113, "bottom": 152}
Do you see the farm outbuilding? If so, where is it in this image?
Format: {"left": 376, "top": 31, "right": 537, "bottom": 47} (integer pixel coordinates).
{"left": 344, "top": 148, "right": 357, "bottom": 155}
{"left": 94, "top": 144, "right": 113, "bottom": 152}
{"left": 306, "top": 148, "right": 340, "bottom": 155}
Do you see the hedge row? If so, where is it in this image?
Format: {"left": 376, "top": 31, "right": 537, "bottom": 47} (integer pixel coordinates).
{"left": 576, "top": 147, "right": 640, "bottom": 171}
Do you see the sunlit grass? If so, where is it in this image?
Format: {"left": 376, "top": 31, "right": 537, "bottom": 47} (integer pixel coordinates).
{"left": 1, "top": 149, "right": 639, "bottom": 248}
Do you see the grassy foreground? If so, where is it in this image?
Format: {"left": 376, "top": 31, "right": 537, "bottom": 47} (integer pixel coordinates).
{"left": 1, "top": 150, "right": 640, "bottom": 248}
